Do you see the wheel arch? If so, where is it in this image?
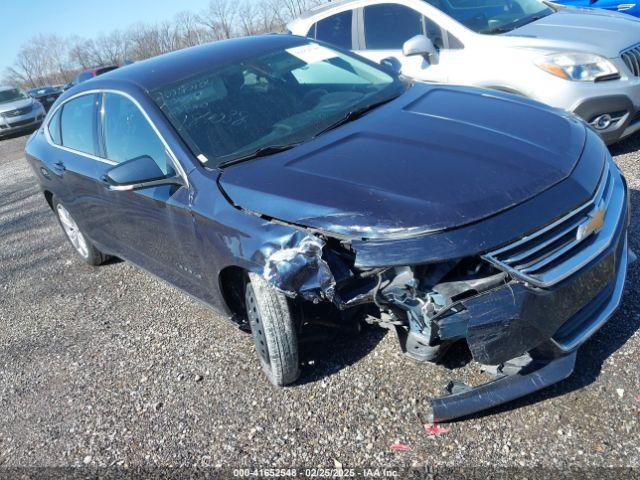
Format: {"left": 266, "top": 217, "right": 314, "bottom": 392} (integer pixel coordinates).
{"left": 43, "top": 190, "right": 54, "bottom": 210}
{"left": 218, "top": 265, "right": 250, "bottom": 322}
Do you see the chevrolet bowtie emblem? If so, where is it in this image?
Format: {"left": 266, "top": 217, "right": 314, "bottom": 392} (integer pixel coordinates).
{"left": 576, "top": 202, "right": 606, "bottom": 242}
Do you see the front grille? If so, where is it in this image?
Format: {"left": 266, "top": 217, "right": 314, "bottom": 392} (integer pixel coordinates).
{"left": 484, "top": 161, "right": 619, "bottom": 288}
{"left": 2, "top": 104, "right": 33, "bottom": 118}
{"left": 622, "top": 44, "right": 640, "bottom": 77}
{"left": 8, "top": 118, "right": 35, "bottom": 128}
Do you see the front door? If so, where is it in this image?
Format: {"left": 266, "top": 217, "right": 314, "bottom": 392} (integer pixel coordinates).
{"left": 96, "top": 92, "right": 207, "bottom": 300}
{"left": 355, "top": 3, "right": 451, "bottom": 83}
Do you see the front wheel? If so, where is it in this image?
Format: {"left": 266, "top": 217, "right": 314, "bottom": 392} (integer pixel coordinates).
{"left": 245, "top": 272, "right": 300, "bottom": 386}
{"left": 53, "top": 197, "right": 107, "bottom": 266}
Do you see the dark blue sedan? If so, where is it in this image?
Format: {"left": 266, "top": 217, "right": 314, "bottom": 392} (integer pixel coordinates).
{"left": 25, "top": 34, "right": 632, "bottom": 421}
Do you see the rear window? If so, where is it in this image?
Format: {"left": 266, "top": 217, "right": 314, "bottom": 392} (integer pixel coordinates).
{"left": 314, "top": 11, "right": 353, "bottom": 49}
{"left": 96, "top": 66, "right": 118, "bottom": 76}
{"left": 60, "top": 94, "right": 97, "bottom": 155}
{"left": 76, "top": 72, "right": 93, "bottom": 83}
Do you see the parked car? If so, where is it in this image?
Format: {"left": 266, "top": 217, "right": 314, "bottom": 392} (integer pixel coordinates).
{"left": 27, "top": 86, "right": 63, "bottom": 112}
{"left": 63, "top": 65, "right": 119, "bottom": 91}
{"left": 26, "top": 35, "right": 632, "bottom": 421}
{"left": 552, "top": 0, "right": 640, "bottom": 17}
{"left": 0, "top": 86, "right": 46, "bottom": 138}
{"left": 289, "top": 0, "right": 640, "bottom": 144}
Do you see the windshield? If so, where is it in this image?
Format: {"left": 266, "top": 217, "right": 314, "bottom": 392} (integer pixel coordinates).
{"left": 0, "top": 88, "right": 29, "bottom": 104}
{"left": 425, "top": 0, "right": 554, "bottom": 34}
{"left": 29, "top": 87, "right": 57, "bottom": 96}
{"left": 151, "top": 41, "right": 407, "bottom": 168}
{"left": 28, "top": 87, "right": 57, "bottom": 95}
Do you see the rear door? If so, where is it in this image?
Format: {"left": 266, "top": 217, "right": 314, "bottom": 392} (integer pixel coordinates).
{"left": 53, "top": 93, "right": 115, "bottom": 248}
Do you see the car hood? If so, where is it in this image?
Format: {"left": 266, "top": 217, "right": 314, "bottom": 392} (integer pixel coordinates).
{"left": 218, "top": 85, "right": 587, "bottom": 240}
{"left": 506, "top": 8, "right": 640, "bottom": 57}
{"left": 0, "top": 97, "right": 34, "bottom": 114}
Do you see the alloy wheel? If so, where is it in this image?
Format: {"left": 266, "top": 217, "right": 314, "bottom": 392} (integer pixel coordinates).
{"left": 56, "top": 204, "right": 89, "bottom": 259}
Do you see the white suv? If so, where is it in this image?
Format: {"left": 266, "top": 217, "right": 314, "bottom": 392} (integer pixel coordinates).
{"left": 289, "top": 0, "right": 640, "bottom": 144}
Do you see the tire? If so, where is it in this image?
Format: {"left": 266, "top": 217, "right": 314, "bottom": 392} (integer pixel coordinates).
{"left": 53, "top": 196, "right": 107, "bottom": 266}
{"left": 245, "top": 272, "right": 300, "bottom": 386}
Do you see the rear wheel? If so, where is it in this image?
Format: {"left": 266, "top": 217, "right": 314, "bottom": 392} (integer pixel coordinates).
{"left": 53, "top": 197, "right": 107, "bottom": 266}
{"left": 245, "top": 272, "right": 300, "bottom": 386}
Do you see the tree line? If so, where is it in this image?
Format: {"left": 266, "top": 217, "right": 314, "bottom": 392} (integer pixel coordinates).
{"left": 3, "top": 0, "right": 326, "bottom": 88}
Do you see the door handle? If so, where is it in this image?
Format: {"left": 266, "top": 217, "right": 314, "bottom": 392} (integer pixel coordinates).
{"left": 52, "top": 160, "right": 66, "bottom": 172}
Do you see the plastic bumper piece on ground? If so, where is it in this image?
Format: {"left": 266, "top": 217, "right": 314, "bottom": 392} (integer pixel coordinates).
{"left": 428, "top": 351, "right": 577, "bottom": 423}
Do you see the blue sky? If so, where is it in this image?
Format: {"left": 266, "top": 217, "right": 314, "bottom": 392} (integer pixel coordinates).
{"left": 0, "top": 0, "right": 212, "bottom": 71}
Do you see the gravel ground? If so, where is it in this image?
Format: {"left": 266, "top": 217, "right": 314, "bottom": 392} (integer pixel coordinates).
{"left": 0, "top": 130, "right": 639, "bottom": 471}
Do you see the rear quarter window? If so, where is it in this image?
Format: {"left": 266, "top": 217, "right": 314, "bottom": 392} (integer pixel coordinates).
{"left": 48, "top": 109, "right": 62, "bottom": 145}
{"left": 60, "top": 94, "right": 97, "bottom": 155}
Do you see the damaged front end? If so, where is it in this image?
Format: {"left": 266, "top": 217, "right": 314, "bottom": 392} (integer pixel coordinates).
{"left": 258, "top": 158, "right": 632, "bottom": 421}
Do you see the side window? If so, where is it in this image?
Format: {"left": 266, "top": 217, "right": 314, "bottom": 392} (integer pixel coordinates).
{"left": 425, "top": 17, "right": 444, "bottom": 49}
{"left": 102, "top": 93, "right": 174, "bottom": 176}
{"left": 48, "top": 109, "right": 62, "bottom": 145}
{"left": 306, "top": 23, "right": 316, "bottom": 39}
{"left": 425, "top": 17, "right": 463, "bottom": 50}
{"left": 315, "top": 10, "right": 353, "bottom": 49}
{"left": 60, "top": 94, "right": 97, "bottom": 155}
{"left": 363, "top": 4, "right": 423, "bottom": 50}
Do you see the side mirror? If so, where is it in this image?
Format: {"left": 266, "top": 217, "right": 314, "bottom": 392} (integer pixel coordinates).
{"left": 380, "top": 56, "right": 402, "bottom": 75}
{"left": 402, "top": 35, "right": 438, "bottom": 64}
{"left": 103, "top": 155, "right": 184, "bottom": 191}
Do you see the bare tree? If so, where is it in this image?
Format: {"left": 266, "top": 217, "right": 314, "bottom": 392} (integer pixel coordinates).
{"left": 2, "top": 0, "right": 328, "bottom": 88}
{"left": 255, "top": 0, "right": 282, "bottom": 33}
{"left": 199, "top": 0, "right": 238, "bottom": 39}
{"left": 94, "top": 30, "right": 131, "bottom": 65}
{"left": 4, "top": 34, "right": 72, "bottom": 87}
{"left": 174, "top": 11, "right": 214, "bottom": 47}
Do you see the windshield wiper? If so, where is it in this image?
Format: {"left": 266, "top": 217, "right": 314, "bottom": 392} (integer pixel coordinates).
{"left": 481, "top": 11, "right": 552, "bottom": 35}
{"left": 217, "top": 93, "right": 402, "bottom": 168}
{"left": 218, "top": 142, "right": 302, "bottom": 168}
{"left": 480, "top": 26, "right": 513, "bottom": 34}
{"left": 315, "top": 93, "right": 403, "bottom": 137}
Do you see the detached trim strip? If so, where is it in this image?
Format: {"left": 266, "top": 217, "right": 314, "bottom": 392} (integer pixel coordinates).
{"left": 428, "top": 351, "right": 577, "bottom": 423}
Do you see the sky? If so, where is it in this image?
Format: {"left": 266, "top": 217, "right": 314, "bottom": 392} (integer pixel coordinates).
{"left": 0, "top": 0, "right": 212, "bottom": 71}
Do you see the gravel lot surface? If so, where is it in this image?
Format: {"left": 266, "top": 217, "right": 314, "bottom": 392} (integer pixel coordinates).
{"left": 0, "top": 130, "right": 639, "bottom": 471}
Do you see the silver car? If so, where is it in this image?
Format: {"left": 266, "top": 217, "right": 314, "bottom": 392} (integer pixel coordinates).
{"left": 0, "top": 86, "right": 46, "bottom": 138}
{"left": 289, "top": 0, "right": 640, "bottom": 144}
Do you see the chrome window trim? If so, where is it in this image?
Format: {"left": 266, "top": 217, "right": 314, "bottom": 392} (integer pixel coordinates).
{"left": 44, "top": 89, "right": 189, "bottom": 187}
{"left": 44, "top": 93, "right": 115, "bottom": 166}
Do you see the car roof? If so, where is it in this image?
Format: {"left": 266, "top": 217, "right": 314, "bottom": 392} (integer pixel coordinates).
{"left": 0, "top": 85, "right": 18, "bottom": 92}
{"left": 87, "top": 34, "right": 308, "bottom": 93}
{"left": 296, "top": 0, "right": 360, "bottom": 19}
